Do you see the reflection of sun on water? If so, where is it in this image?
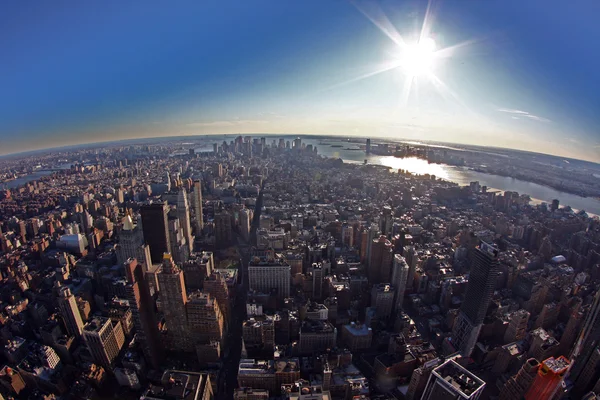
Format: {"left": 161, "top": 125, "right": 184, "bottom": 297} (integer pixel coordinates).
{"left": 378, "top": 157, "right": 450, "bottom": 180}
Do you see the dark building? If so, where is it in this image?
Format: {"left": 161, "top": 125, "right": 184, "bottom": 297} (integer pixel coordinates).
{"left": 452, "top": 242, "right": 500, "bottom": 356}
{"left": 140, "top": 202, "right": 171, "bottom": 264}
{"left": 124, "top": 259, "right": 164, "bottom": 369}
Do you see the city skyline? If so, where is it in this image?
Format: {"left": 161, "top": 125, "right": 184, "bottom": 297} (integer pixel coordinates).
{"left": 0, "top": 1, "right": 598, "bottom": 162}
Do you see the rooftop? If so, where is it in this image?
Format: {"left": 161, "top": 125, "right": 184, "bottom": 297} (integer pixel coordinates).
{"left": 432, "top": 360, "right": 485, "bottom": 397}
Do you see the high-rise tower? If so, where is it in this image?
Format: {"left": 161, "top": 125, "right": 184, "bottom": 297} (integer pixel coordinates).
{"left": 193, "top": 180, "right": 204, "bottom": 233}
{"left": 158, "top": 253, "right": 192, "bottom": 352}
{"left": 124, "top": 258, "right": 163, "bottom": 369}
{"left": 177, "top": 189, "right": 193, "bottom": 253}
{"left": 57, "top": 285, "right": 84, "bottom": 338}
{"left": 116, "top": 215, "right": 151, "bottom": 270}
{"left": 452, "top": 242, "right": 499, "bottom": 356}
{"left": 391, "top": 254, "right": 409, "bottom": 312}
{"left": 570, "top": 290, "right": 600, "bottom": 386}
{"left": 140, "top": 202, "right": 171, "bottom": 264}
{"left": 368, "top": 235, "right": 393, "bottom": 284}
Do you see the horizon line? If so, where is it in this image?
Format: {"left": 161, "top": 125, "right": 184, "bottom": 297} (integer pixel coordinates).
{"left": 1, "top": 132, "right": 598, "bottom": 166}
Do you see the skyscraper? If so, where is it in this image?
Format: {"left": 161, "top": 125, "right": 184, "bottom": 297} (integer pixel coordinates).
{"left": 391, "top": 254, "right": 409, "bottom": 312}
{"left": 499, "top": 358, "right": 539, "bottom": 400}
{"left": 57, "top": 285, "right": 84, "bottom": 338}
{"left": 82, "top": 316, "right": 125, "bottom": 368}
{"left": 452, "top": 242, "right": 500, "bottom": 356}
{"left": 525, "top": 356, "right": 570, "bottom": 400}
{"left": 421, "top": 359, "right": 485, "bottom": 400}
{"left": 124, "top": 258, "right": 163, "bottom": 369}
{"left": 214, "top": 211, "right": 232, "bottom": 247}
{"left": 570, "top": 290, "right": 600, "bottom": 386}
{"left": 240, "top": 208, "right": 252, "bottom": 241}
{"left": 193, "top": 180, "right": 204, "bottom": 233}
{"left": 368, "top": 235, "right": 394, "bottom": 284}
{"left": 140, "top": 202, "right": 171, "bottom": 264}
{"left": 177, "top": 188, "right": 193, "bottom": 253}
{"left": 116, "top": 215, "right": 151, "bottom": 270}
{"left": 158, "top": 253, "right": 192, "bottom": 352}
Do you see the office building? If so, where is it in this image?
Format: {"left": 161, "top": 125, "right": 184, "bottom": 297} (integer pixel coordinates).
{"left": 570, "top": 290, "right": 600, "bottom": 386}
{"left": 116, "top": 215, "right": 151, "bottom": 270}
{"left": 422, "top": 359, "right": 485, "bottom": 400}
{"left": 391, "top": 254, "right": 409, "bottom": 311}
{"left": 299, "top": 320, "right": 336, "bottom": 354}
{"left": 404, "top": 245, "right": 418, "bottom": 291}
{"left": 214, "top": 211, "right": 233, "bottom": 247}
{"left": 341, "top": 323, "right": 372, "bottom": 351}
{"left": 177, "top": 188, "right": 194, "bottom": 253}
{"left": 452, "top": 242, "right": 500, "bottom": 356}
{"left": 183, "top": 251, "right": 214, "bottom": 290}
{"left": 186, "top": 291, "right": 225, "bottom": 344}
{"left": 405, "top": 358, "right": 442, "bottom": 400}
{"left": 57, "top": 285, "right": 84, "bottom": 338}
{"left": 204, "top": 271, "right": 231, "bottom": 324}
{"left": 368, "top": 235, "right": 394, "bottom": 284}
{"left": 504, "top": 309, "right": 530, "bottom": 343}
{"left": 248, "top": 250, "right": 291, "bottom": 299}
{"left": 499, "top": 358, "right": 539, "bottom": 400}
{"left": 193, "top": 180, "right": 204, "bottom": 233}
{"left": 158, "top": 253, "right": 192, "bottom": 352}
{"left": 525, "top": 356, "right": 569, "bottom": 400}
{"left": 82, "top": 316, "right": 125, "bottom": 368}
{"left": 142, "top": 370, "right": 213, "bottom": 400}
{"left": 371, "top": 283, "right": 395, "bottom": 319}
{"left": 140, "top": 202, "right": 171, "bottom": 264}
{"left": 124, "top": 258, "right": 163, "bottom": 369}
{"left": 168, "top": 214, "right": 190, "bottom": 263}
{"left": 240, "top": 208, "right": 252, "bottom": 241}
{"left": 237, "top": 358, "right": 300, "bottom": 395}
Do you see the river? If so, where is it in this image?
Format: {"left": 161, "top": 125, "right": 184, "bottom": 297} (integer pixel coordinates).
{"left": 301, "top": 138, "right": 600, "bottom": 216}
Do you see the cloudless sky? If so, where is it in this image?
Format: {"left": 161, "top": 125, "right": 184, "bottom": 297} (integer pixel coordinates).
{"left": 1, "top": 0, "right": 599, "bottom": 161}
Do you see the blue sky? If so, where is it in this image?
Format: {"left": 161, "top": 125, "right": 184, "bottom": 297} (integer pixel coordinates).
{"left": 1, "top": 0, "right": 599, "bottom": 161}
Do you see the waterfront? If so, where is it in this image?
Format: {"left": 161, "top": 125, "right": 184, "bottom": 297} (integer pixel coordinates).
{"left": 302, "top": 138, "right": 600, "bottom": 215}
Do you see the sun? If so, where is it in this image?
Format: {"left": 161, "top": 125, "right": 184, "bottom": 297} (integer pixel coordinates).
{"left": 400, "top": 37, "right": 437, "bottom": 77}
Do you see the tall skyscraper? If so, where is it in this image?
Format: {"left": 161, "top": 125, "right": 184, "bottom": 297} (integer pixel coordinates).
{"left": 57, "top": 285, "right": 84, "bottom": 338}
{"left": 116, "top": 215, "right": 151, "bottom": 270}
{"left": 240, "top": 208, "right": 252, "bottom": 241}
{"left": 421, "top": 359, "right": 485, "bottom": 400}
{"left": 177, "top": 189, "right": 193, "bottom": 253}
{"left": 525, "top": 356, "right": 570, "bottom": 400}
{"left": 158, "top": 253, "right": 192, "bottom": 352}
{"left": 193, "top": 180, "right": 204, "bottom": 234}
{"left": 82, "top": 316, "right": 125, "bottom": 368}
{"left": 140, "top": 202, "right": 171, "bottom": 264}
{"left": 403, "top": 245, "right": 418, "bottom": 292}
{"left": 499, "top": 358, "right": 539, "bottom": 400}
{"left": 452, "top": 242, "right": 500, "bottom": 356}
{"left": 368, "top": 235, "right": 394, "bottom": 284}
{"left": 214, "top": 211, "right": 232, "bottom": 247}
{"left": 168, "top": 214, "right": 190, "bottom": 263}
{"left": 391, "top": 254, "right": 409, "bottom": 312}
{"left": 124, "top": 258, "right": 163, "bottom": 369}
{"left": 570, "top": 290, "right": 600, "bottom": 386}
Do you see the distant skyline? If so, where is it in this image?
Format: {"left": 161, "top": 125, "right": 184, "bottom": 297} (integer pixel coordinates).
{"left": 1, "top": 1, "right": 599, "bottom": 162}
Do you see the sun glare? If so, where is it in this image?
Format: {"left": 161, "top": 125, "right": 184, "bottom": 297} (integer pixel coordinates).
{"left": 401, "top": 37, "right": 437, "bottom": 77}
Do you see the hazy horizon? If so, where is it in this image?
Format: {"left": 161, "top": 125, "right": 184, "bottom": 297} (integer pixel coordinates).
{"left": 1, "top": 1, "right": 599, "bottom": 162}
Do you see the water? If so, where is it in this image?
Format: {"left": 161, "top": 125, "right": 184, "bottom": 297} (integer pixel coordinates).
{"left": 302, "top": 138, "right": 600, "bottom": 215}
{"left": 1, "top": 164, "right": 72, "bottom": 190}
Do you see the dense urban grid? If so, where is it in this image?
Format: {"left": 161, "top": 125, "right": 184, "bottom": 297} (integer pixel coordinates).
{"left": 0, "top": 136, "right": 599, "bottom": 400}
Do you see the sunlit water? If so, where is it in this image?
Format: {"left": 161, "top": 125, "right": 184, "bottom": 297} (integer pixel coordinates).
{"left": 301, "top": 138, "right": 600, "bottom": 215}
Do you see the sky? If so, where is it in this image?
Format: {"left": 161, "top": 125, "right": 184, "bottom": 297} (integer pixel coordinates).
{"left": 1, "top": 0, "right": 599, "bottom": 162}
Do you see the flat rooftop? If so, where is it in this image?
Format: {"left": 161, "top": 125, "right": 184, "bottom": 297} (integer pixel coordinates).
{"left": 432, "top": 360, "right": 485, "bottom": 397}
